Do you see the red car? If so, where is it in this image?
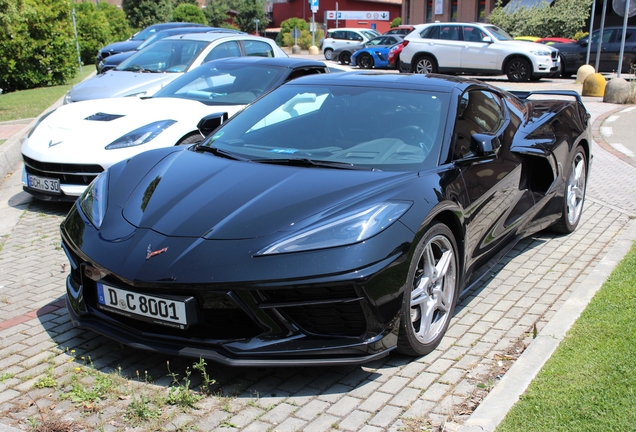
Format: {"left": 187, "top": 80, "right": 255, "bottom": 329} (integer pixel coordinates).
{"left": 388, "top": 40, "right": 409, "bottom": 71}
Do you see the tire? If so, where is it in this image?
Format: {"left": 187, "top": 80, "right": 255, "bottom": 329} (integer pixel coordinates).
{"left": 358, "top": 53, "right": 373, "bottom": 69}
{"left": 340, "top": 51, "right": 351, "bottom": 65}
{"left": 414, "top": 55, "right": 437, "bottom": 74}
{"left": 506, "top": 57, "right": 531, "bottom": 82}
{"left": 177, "top": 132, "right": 204, "bottom": 145}
{"left": 397, "top": 222, "right": 459, "bottom": 356}
{"left": 551, "top": 146, "right": 587, "bottom": 233}
{"left": 324, "top": 48, "right": 333, "bottom": 61}
{"left": 397, "top": 56, "right": 409, "bottom": 73}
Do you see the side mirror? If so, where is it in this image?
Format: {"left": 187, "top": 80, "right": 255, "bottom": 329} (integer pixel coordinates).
{"left": 472, "top": 133, "right": 501, "bottom": 156}
{"left": 482, "top": 36, "right": 493, "bottom": 43}
{"left": 197, "top": 112, "right": 229, "bottom": 137}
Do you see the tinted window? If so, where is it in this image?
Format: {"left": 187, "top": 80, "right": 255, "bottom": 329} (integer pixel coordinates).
{"left": 420, "top": 26, "right": 439, "bottom": 39}
{"left": 203, "top": 41, "right": 241, "bottom": 62}
{"left": 243, "top": 40, "right": 275, "bottom": 57}
{"left": 117, "top": 39, "right": 209, "bottom": 73}
{"left": 453, "top": 90, "right": 504, "bottom": 159}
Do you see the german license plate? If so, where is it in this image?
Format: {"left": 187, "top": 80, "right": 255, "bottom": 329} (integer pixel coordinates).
{"left": 27, "top": 174, "right": 61, "bottom": 194}
{"left": 97, "top": 283, "right": 192, "bottom": 329}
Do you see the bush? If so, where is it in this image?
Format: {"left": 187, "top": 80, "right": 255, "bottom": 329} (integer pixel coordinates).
{"left": 279, "top": 17, "right": 309, "bottom": 47}
{"left": 283, "top": 29, "right": 324, "bottom": 50}
{"left": 487, "top": 0, "right": 590, "bottom": 39}
{"left": 390, "top": 17, "right": 402, "bottom": 28}
{"left": 98, "top": 1, "right": 133, "bottom": 42}
{"left": 74, "top": 2, "right": 111, "bottom": 66}
{"left": 173, "top": 3, "right": 207, "bottom": 24}
{"left": 122, "top": 0, "right": 173, "bottom": 30}
{"left": 0, "top": 0, "right": 77, "bottom": 92}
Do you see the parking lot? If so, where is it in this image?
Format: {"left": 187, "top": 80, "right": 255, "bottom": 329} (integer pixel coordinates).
{"left": 1, "top": 71, "right": 636, "bottom": 431}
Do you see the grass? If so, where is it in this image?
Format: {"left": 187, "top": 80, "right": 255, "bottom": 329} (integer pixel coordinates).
{"left": 0, "top": 68, "right": 94, "bottom": 122}
{"left": 497, "top": 243, "right": 636, "bottom": 432}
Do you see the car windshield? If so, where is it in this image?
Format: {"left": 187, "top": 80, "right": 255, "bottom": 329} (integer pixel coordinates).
{"left": 197, "top": 83, "right": 448, "bottom": 171}
{"left": 116, "top": 39, "right": 209, "bottom": 73}
{"left": 362, "top": 30, "right": 381, "bottom": 40}
{"left": 153, "top": 62, "right": 288, "bottom": 105}
{"left": 483, "top": 25, "right": 514, "bottom": 41}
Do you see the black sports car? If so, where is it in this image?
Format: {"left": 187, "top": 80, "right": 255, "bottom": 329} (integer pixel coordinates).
{"left": 61, "top": 73, "right": 591, "bottom": 366}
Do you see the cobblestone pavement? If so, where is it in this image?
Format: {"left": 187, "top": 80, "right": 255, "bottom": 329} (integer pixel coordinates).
{"left": 0, "top": 82, "right": 635, "bottom": 432}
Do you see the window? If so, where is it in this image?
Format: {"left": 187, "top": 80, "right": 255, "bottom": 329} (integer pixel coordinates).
{"left": 420, "top": 25, "right": 439, "bottom": 39}
{"left": 243, "top": 40, "right": 275, "bottom": 57}
{"left": 463, "top": 26, "right": 487, "bottom": 42}
{"left": 203, "top": 41, "right": 241, "bottom": 62}
{"left": 439, "top": 26, "right": 460, "bottom": 41}
{"left": 453, "top": 90, "right": 504, "bottom": 159}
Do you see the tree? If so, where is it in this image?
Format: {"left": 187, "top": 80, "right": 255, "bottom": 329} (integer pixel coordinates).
{"left": 122, "top": 0, "right": 173, "bottom": 30}
{"left": 279, "top": 17, "right": 309, "bottom": 47}
{"left": 74, "top": 2, "right": 111, "bottom": 66}
{"left": 173, "top": 0, "right": 198, "bottom": 5}
{"left": 390, "top": 17, "right": 402, "bottom": 28}
{"left": 203, "top": 0, "right": 229, "bottom": 27}
{"left": 173, "top": 3, "right": 207, "bottom": 24}
{"left": 98, "top": 1, "right": 132, "bottom": 42}
{"left": 233, "top": 0, "right": 269, "bottom": 34}
{"left": 487, "top": 0, "right": 590, "bottom": 39}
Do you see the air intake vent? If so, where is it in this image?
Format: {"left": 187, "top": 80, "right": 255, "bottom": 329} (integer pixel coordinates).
{"left": 84, "top": 112, "right": 125, "bottom": 122}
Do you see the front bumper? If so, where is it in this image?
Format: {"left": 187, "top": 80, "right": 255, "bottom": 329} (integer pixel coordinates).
{"left": 61, "top": 208, "right": 412, "bottom": 366}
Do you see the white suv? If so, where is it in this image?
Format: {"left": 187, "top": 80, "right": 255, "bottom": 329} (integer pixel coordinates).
{"left": 399, "top": 22, "right": 559, "bottom": 81}
{"left": 322, "top": 28, "right": 380, "bottom": 60}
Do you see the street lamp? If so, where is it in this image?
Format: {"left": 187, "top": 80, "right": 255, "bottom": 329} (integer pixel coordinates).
{"left": 254, "top": 19, "right": 260, "bottom": 36}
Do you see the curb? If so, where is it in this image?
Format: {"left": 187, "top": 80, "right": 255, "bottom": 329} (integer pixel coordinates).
{"left": 592, "top": 106, "right": 636, "bottom": 169}
{"left": 458, "top": 200, "right": 636, "bottom": 431}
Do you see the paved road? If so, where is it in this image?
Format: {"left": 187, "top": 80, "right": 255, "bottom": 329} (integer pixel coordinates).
{"left": 0, "top": 71, "right": 635, "bottom": 432}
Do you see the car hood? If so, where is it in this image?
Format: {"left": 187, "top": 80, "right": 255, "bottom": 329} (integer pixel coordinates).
{"left": 24, "top": 97, "right": 243, "bottom": 161}
{"left": 103, "top": 51, "right": 136, "bottom": 66}
{"left": 118, "top": 149, "right": 415, "bottom": 240}
{"left": 99, "top": 40, "right": 142, "bottom": 55}
{"left": 495, "top": 39, "right": 558, "bottom": 52}
{"left": 68, "top": 71, "right": 179, "bottom": 102}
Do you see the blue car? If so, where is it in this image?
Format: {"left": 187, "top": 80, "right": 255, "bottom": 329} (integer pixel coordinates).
{"left": 351, "top": 43, "right": 398, "bottom": 69}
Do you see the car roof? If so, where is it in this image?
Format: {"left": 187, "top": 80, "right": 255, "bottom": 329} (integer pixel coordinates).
{"left": 283, "top": 70, "right": 478, "bottom": 93}
{"left": 163, "top": 33, "right": 273, "bottom": 42}
{"left": 204, "top": 56, "right": 327, "bottom": 69}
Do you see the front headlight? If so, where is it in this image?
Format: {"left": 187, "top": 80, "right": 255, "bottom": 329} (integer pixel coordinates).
{"left": 27, "top": 109, "right": 56, "bottom": 138}
{"left": 530, "top": 50, "right": 551, "bottom": 57}
{"left": 78, "top": 171, "right": 109, "bottom": 229}
{"left": 257, "top": 201, "right": 412, "bottom": 255}
{"left": 63, "top": 91, "right": 72, "bottom": 105}
{"left": 105, "top": 120, "right": 176, "bottom": 149}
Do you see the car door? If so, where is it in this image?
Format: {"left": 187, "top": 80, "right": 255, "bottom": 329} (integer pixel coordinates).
{"left": 424, "top": 25, "right": 463, "bottom": 69}
{"left": 460, "top": 25, "right": 499, "bottom": 72}
{"left": 451, "top": 89, "right": 528, "bottom": 279}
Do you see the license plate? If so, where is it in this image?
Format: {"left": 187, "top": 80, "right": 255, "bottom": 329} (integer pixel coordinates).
{"left": 27, "top": 174, "right": 61, "bottom": 194}
{"left": 97, "top": 283, "right": 193, "bottom": 329}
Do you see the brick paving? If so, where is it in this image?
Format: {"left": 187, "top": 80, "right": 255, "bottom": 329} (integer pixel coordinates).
{"left": 0, "top": 84, "right": 634, "bottom": 431}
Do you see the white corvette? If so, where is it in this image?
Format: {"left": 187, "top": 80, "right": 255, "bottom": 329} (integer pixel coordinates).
{"left": 21, "top": 57, "right": 329, "bottom": 200}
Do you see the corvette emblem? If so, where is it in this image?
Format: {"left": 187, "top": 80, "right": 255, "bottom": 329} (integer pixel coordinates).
{"left": 48, "top": 139, "right": 62, "bottom": 148}
{"left": 146, "top": 245, "right": 168, "bottom": 260}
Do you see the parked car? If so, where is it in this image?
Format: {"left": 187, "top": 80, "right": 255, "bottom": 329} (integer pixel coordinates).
{"left": 97, "top": 27, "right": 246, "bottom": 74}
{"left": 551, "top": 26, "right": 636, "bottom": 77}
{"left": 514, "top": 36, "right": 540, "bottom": 42}
{"left": 60, "top": 72, "right": 591, "bottom": 366}
{"left": 387, "top": 40, "right": 409, "bottom": 72}
{"left": 95, "top": 22, "right": 209, "bottom": 71}
{"left": 322, "top": 27, "right": 380, "bottom": 60}
{"left": 65, "top": 33, "right": 287, "bottom": 104}
{"left": 350, "top": 40, "right": 403, "bottom": 69}
{"left": 21, "top": 57, "right": 328, "bottom": 201}
{"left": 400, "top": 22, "right": 560, "bottom": 81}
{"left": 332, "top": 35, "right": 402, "bottom": 65}
{"left": 384, "top": 25, "right": 415, "bottom": 36}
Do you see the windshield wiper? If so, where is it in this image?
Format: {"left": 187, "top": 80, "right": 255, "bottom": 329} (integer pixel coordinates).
{"left": 195, "top": 145, "right": 250, "bottom": 161}
{"left": 120, "top": 66, "right": 157, "bottom": 73}
{"left": 253, "top": 158, "right": 375, "bottom": 170}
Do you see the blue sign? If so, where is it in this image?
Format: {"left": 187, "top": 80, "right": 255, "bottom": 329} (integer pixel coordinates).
{"left": 310, "top": 0, "right": 319, "bottom": 9}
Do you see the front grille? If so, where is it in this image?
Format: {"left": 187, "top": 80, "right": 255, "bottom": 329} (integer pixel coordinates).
{"left": 82, "top": 275, "right": 263, "bottom": 341}
{"left": 279, "top": 302, "right": 367, "bottom": 337}
{"left": 23, "top": 155, "right": 103, "bottom": 186}
{"left": 551, "top": 51, "right": 558, "bottom": 59}
{"left": 262, "top": 285, "right": 367, "bottom": 337}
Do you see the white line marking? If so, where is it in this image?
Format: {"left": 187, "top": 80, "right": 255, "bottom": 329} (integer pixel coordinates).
{"left": 620, "top": 106, "right": 636, "bottom": 113}
{"left": 605, "top": 115, "right": 619, "bottom": 123}
{"left": 610, "top": 143, "right": 635, "bottom": 157}
{"left": 600, "top": 126, "right": 613, "bottom": 136}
